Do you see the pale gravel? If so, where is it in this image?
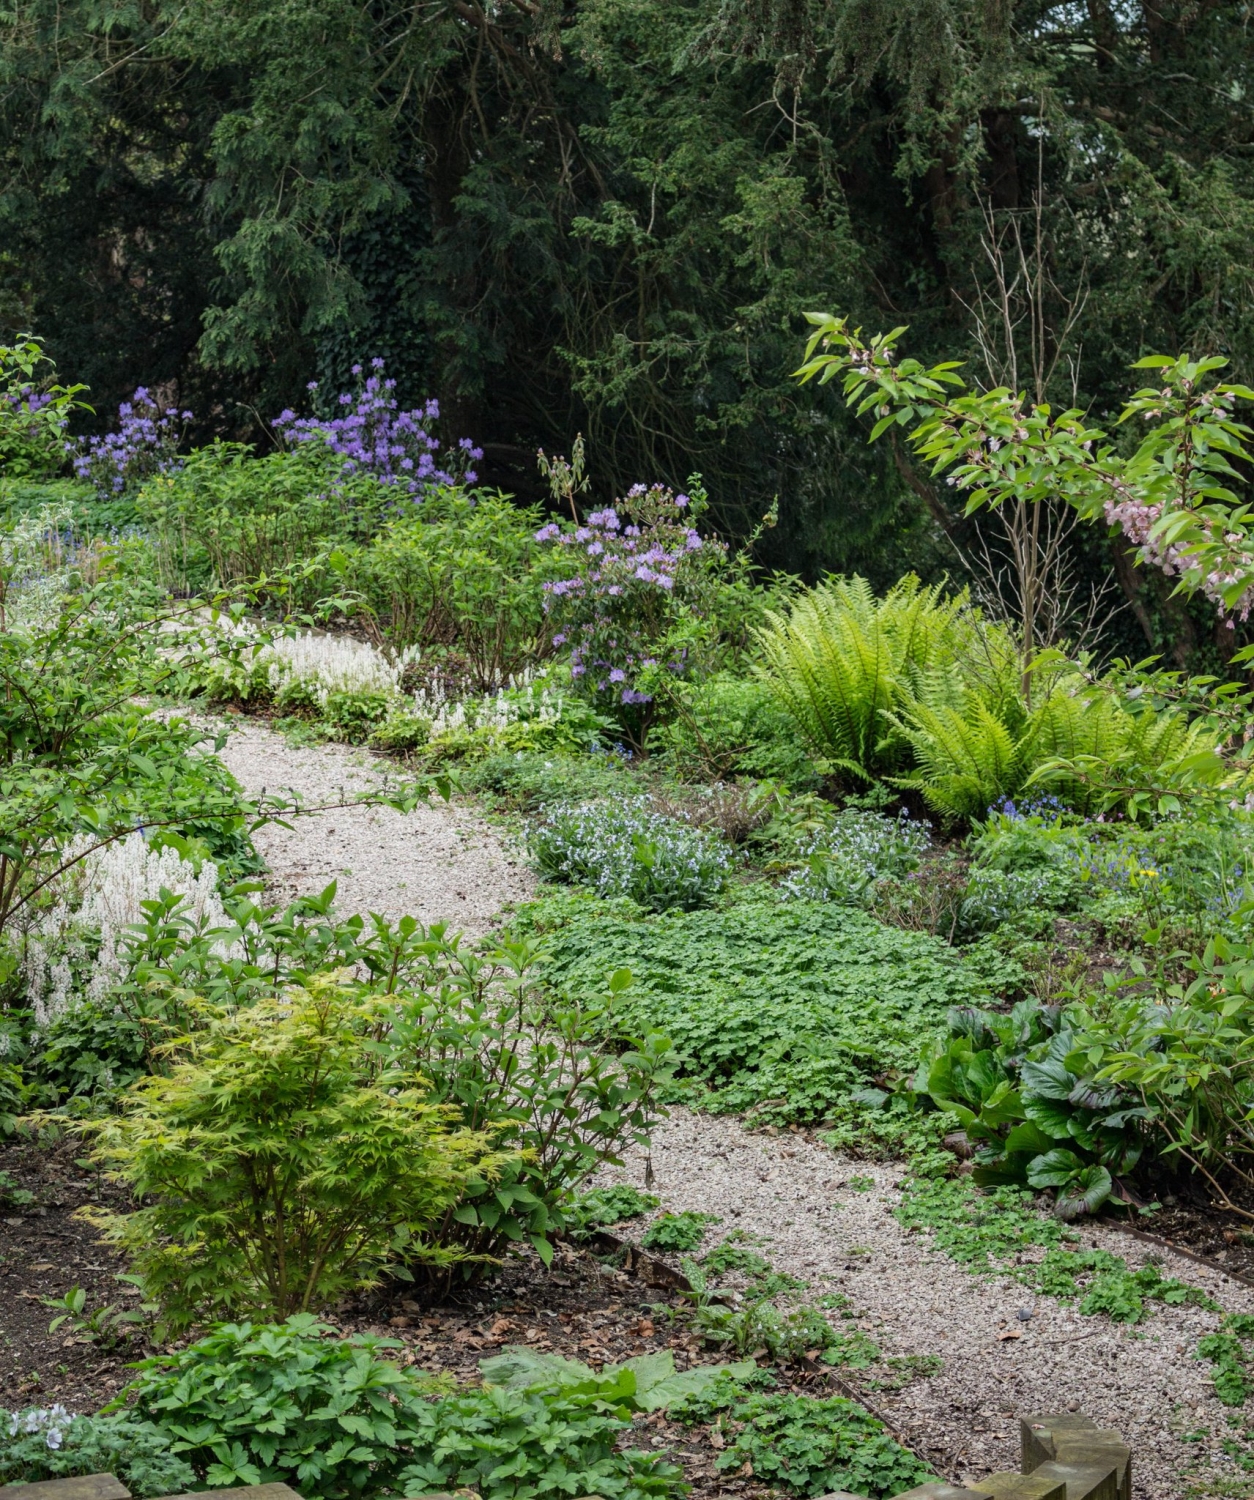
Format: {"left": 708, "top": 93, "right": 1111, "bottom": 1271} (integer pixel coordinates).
{"left": 211, "top": 718, "right": 535, "bottom": 936}
{"left": 592, "top": 1111, "right": 1248, "bottom": 1498}
{"left": 212, "top": 720, "right": 1238, "bottom": 1496}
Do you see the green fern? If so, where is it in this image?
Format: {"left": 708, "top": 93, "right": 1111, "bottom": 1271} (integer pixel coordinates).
{"left": 754, "top": 575, "right": 1005, "bottom": 780}
{"left": 888, "top": 671, "right": 1035, "bottom": 820}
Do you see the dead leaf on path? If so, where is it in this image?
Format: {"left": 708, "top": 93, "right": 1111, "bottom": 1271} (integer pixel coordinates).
{"left": 997, "top": 1329, "right": 1021, "bottom": 1341}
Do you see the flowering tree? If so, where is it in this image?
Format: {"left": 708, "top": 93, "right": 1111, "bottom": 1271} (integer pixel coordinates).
{"left": 534, "top": 479, "right": 739, "bottom": 745}
{"left": 74, "top": 389, "right": 189, "bottom": 498}
{"left": 796, "top": 318, "right": 1254, "bottom": 644}
{"left": 274, "top": 360, "right": 482, "bottom": 497}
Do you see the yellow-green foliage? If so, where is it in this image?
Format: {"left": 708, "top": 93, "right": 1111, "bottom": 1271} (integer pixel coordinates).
{"left": 81, "top": 975, "right": 506, "bottom": 1333}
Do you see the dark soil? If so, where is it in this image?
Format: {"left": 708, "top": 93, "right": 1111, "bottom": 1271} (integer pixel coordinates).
{"left": 1111, "top": 1183, "right": 1254, "bottom": 1285}
{"left": 0, "top": 1139, "right": 871, "bottom": 1500}
{"left": 0, "top": 1136, "right": 136, "bottom": 1411}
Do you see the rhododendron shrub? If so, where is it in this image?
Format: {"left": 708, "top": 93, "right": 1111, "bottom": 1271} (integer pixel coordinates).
{"left": 274, "top": 359, "right": 482, "bottom": 498}
{"left": 74, "top": 389, "right": 189, "bottom": 498}
{"left": 534, "top": 480, "right": 749, "bottom": 746}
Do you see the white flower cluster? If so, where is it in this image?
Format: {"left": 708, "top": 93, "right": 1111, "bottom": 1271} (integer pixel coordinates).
{"left": 530, "top": 796, "right": 731, "bottom": 910}
{"left": 20, "top": 833, "right": 233, "bottom": 1028}
{"left": 414, "top": 668, "right": 565, "bottom": 738}
{"left": 265, "top": 632, "right": 415, "bottom": 707}
{"left": 780, "top": 809, "right": 931, "bottom": 904}
{"left": 1, "top": 504, "right": 75, "bottom": 635}
{"left": 8, "top": 1404, "right": 74, "bottom": 1451}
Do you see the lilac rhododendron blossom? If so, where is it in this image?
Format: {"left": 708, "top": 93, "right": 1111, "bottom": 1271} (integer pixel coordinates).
{"left": 274, "top": 363, "right": 482, "bottom": 498}
{"left": 74, "top": 388, "right": 188, "bottom": 497}
{"left": 533, "top": 479, "right": 729, "bottom": 726}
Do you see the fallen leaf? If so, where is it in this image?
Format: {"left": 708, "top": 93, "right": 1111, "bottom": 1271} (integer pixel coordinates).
{"left": 997, "top": 1329, "right": 1021, "bottom": 1341}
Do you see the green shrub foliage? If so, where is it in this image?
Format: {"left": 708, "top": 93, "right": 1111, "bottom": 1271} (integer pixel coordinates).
{"left": 124, "top": 1316, "right": 686, "bottom": 1500}
{"left": 82, "top": 975, "right": 504, "bottom": 1331}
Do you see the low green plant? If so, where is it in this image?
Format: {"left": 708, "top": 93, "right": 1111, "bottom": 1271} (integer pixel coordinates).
{"left": 478, "top": 1343, "right": 754, "bottom": 1412}
{"left": 1031, "top": 1247, "right": 1216, "bottom": 1323}
{"left": 530, "top": 798, "right": 732, "bottom": 911}
{"left": 124, "top": 1315, "right": 444, "bottom": 1499}
{"left": 896, "top": 1177, "right": 1212, "bottom": 1322}
{"left": 514, "top": 888, "right": 993, "bottom": 1127}
{"left": 394, "top": 1379, "right": 684, "bottom": 1500}
{"left": 894, "top": 1176, "right": 1072, "bottom": 1271}
{"left": 671, "top": 1375, "right": 933, "bottom": 1498}
{"left": 81, "top": 976, "right": 504, "bottom": 1332}
{"left": 1199, "top": 1316, "right": 1254, "bottom": 1406}
{"left": 913, "top": 999, "right": 1148, "bottom": 1218}
{"left": 681, "top": 1246, "right": 871, "bottom": 1368}
{"left": 0, "top": 1407, "right": 195, "bottom": 1498}
{"left": 566, "top": 1184, "right": 661, "bottom": 1235}
{"left": 461, "top": 749, "right": 642, "bottom": 812}
{"left": 776, "top": 807, "right": 932, "bottom": 906}
{"left": 0, "top": 1169, "right": 34, "bottom": 1206}
{"left": 43, "top": 1286, "right": 143, "bottom": 1349}
{"left": 137, "top": 441, "right": 389, "bottom": 596}
{"left": 124, "top": 1314, "right": 687, "bottom": 1500}
{"left": 641, "top": 1210, "right": 720, "bottom": 1252}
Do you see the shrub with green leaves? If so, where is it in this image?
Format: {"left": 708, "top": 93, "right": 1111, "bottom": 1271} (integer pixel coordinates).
{"left": 125, "top": 1316, "right": 687, "bottom": 1500}
{"left": 382, "top": 931, "right": 673, "bottom": 1276}
{"left": 137, "top": 440, "right": 392, "bottom": 595}
{"left": 82, "top": 975, "right": 504, "bottom": 1332}
{"left": 654, "top": 673, "right": 816, "bottom": 786}
{"left": 0, "top": 1407, "right": 195, "bottom": 1499}
{"left": 671, "top": 1376, "right": 933, "bottom": 1498}
{"left": 530, "top": 797, "right": 732, "bottom": 911}
{"left": 349, "top": 489, "right": 550, "bottom": 690}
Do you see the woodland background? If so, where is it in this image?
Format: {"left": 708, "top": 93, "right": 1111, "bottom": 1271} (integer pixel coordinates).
{"left": 2, "top": 0, "right": 1250, "bottom": 663}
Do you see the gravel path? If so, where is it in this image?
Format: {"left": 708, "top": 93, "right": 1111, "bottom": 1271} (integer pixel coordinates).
{"left": 212, "top": 720, "right": 1237, "bottom": 1496}
{"left": 214, "top": 718, "right": 534, "bottom": 937}
{"left": 592, "top": 1110, "right": 1246, "bottom": 1498}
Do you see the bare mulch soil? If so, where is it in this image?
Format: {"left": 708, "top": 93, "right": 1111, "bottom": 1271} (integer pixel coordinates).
{"left": 0, "top": 1140, "right": 841, "bottom": 1500}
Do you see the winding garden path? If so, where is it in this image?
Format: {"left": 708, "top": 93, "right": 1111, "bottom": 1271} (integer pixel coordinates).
{"left": 214, "top": 718, "right": 534, "bottom": 936}
{"left": 220, "top": 717, "right": 1248, "bottom": 1498}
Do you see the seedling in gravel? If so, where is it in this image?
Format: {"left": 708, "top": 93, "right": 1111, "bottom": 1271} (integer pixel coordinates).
{"left": 641, "top": 1211, "right": 721, "bottom": 1252}
{"left": 897, "top": 1176, "right": 1216, "bottom": 1324}
{"left": 865, "top": 1354, "right": 943, "bottom": 1392}
{"left": 846, "top": 1174, "right": 875, "bottom": 1192}
{"left": 566, "top": 1185, "right": 661, "bottom": 1236}
{"left": 682, "top": 1245, "right": 878, "bottom": 1368}
{"left": 1198, "top": 1315, "right": 1254, "bottom": 1405}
